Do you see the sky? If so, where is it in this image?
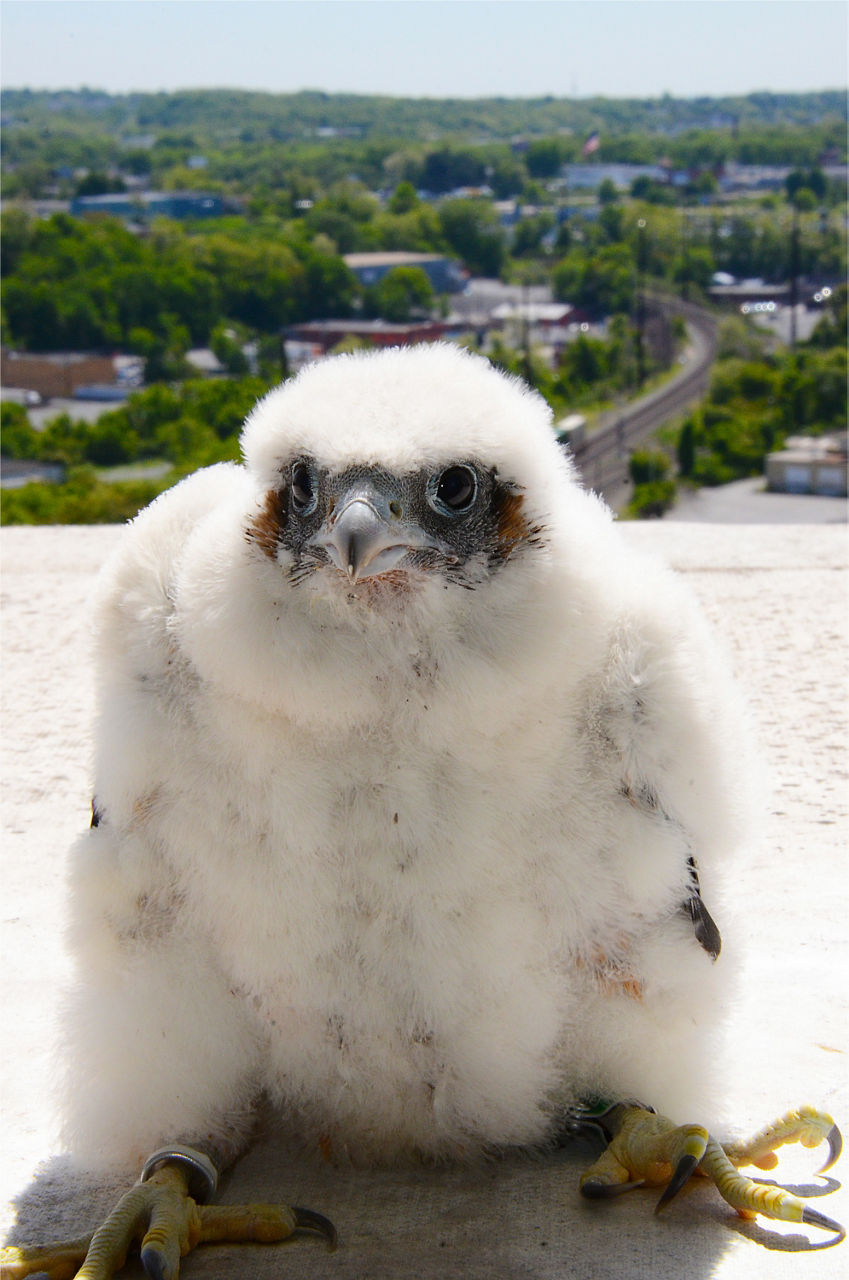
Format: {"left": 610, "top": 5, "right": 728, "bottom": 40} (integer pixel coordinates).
{"left": 0, "top": 0, "right": 846, "bottom": 100}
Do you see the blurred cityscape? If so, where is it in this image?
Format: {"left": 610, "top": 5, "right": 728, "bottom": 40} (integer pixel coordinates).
{"left": 1, "top": 87, "right": 845, "bottom": 521}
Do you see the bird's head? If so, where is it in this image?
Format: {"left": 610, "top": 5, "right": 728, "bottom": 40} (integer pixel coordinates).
{"left": 174, "top": 344, "right": 608, "bottom": 723}
{"left": 241, "top": 344, "right": 572, "bottom": 602}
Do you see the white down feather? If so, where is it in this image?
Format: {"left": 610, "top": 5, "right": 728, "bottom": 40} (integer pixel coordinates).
{"left": 60, "top": 343, "right": 751, "bottom": 1172}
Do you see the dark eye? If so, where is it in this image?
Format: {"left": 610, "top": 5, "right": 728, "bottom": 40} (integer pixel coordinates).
{"left": 430, "top": 465, "right": 478, "bottom": 515}
{"left": 291, "top": 460, "right": 318, "bottom": 516}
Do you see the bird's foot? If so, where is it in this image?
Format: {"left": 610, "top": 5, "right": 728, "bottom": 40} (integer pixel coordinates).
{"left": 1, "top": 1161, "right": 336, "bottom": 1280}
{"left": 577, "top": 1103, "right": 844, "bottom": 1242}
{"left": 722, "top": 1104, "right": 842, "bottom": 1174}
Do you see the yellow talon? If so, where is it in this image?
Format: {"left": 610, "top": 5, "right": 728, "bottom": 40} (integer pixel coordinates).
{"left": 1, "top": 1241, "right": 91, "bottom": 1280}
{"left": 0, "top": 1163, "right": 336, "bottom": 1280}
{"left": 723, "top": 1105, "right": 842, "bottom": 1174}
{"left": 579, "top": 1103, "right": 845, "bottom": 1241}
{"left": 579, "top": 1105, "right": 708, "bottom": 1197}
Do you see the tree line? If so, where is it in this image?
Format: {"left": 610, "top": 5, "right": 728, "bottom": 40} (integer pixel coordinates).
{"left": 3, "top": 287, "right": 844, "bottom": 526}
{"left": 2, "top": 87, "right": 845, "bottom": 524}
{"left": 2, "top": 85, "right": 845, "bottom": 201}
{"left": 2, "top": 182, "right": 844, "bottom": 360}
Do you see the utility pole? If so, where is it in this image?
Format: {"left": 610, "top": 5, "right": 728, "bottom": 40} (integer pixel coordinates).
{"left": 635, "top": 218, "right": 647, "bottom": 388}
{"left": 680, "top": 210, "right": 690, "bottom": 302}
{"left": 789, "top": 205, "right": 800, "bottom": 349}
{"left": 521, "top": 276, "right": 533, "bottom": 388}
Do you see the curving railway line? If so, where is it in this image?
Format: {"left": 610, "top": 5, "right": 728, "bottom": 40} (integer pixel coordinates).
{"left": 569, "top": 298, "right": 719, "bottom": 505}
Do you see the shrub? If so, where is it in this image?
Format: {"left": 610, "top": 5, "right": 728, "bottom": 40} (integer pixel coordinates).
{"left": 625, "top": 478, "right": 677, "bottom": 519}
{"left": 0, "top": 402, "right": 41, "bottom": 459}
{"left": 628, "top": 449, "right": 671, "bottom": 485}
{"left": 0, "top": 467, "right": 175, "bottom": 525}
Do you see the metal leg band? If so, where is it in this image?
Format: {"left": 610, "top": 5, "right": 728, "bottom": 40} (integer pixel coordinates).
{"left": 139, "top": 1144, "right": 219, "bottom": 1204}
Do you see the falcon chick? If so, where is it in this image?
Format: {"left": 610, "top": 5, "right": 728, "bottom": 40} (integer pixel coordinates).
{"left": 7, "top": 344, "right": 842, "bottom": 1278}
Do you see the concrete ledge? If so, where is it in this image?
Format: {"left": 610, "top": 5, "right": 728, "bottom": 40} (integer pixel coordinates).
{"left": 1, "top": 523, "right": 847, "bottom": 1278}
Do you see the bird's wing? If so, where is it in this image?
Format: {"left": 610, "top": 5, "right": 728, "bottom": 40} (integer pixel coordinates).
{"left": 580, "top": 598, "right": 746, "bottom": 967}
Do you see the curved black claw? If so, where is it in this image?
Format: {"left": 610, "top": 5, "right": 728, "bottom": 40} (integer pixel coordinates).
{"left": 817, "top": 1124, "right": 843, "bottom": 1175}
{"left": 655, "top": 1153, "right": 701, "bottom": 1214}
{"left": 293, "top": 1206, "right": 338, "bottom": 1250}
{"left": 140, "top": 1245, "right": 176, "bottom": 1280}
{"left": 802, "top": 1207, "right": 847, "bottom": 1243}
{"left": 580, "top": 1178, "right": 646, "bottom": 1199}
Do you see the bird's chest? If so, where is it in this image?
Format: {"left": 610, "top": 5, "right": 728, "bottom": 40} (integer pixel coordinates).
{"left": 197, "top": 719, "right": 546, "bottom": 992}
{"left": 171, "top": 705, "right": 569, "bottom": 1154}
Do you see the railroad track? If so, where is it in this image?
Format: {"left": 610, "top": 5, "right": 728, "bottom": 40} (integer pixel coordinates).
{"left": 570, "top": 298, "right": 719, "bottom": 502}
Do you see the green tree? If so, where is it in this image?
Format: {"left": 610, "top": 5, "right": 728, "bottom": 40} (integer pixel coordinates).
{"left": 786, "top": 167, "right": 827, "bottom": 203}
{"left": 597, "top": 178, "right": 619, "bottom": 206}
{"left": 525, "top": 138, "right": 563, "bottom": 179}
{"left": 558, "top": 334, "right": 608, "bottom": 388}
{"left": 553, "top": 244, "right": 635, "bottom": 317}
{"left": 630, "top": 176, "right": 676, "bottom": 205}
{"left": 598, "top": 204, "right": 625, "bottom": 244}
{"left": 629, "top": 449, "right": 671, "bottom": 485}
{"left": 677, "top": 418, "right": 696, "bottom": 477}
{"left": 0, "top": 401, "right": 40, "bottom": 458}
{"left": 0, "top": 208, "right": 33, "bottom": 276}
{"left": 421, "top": 148, "right": 487, "bottom": 194}
{"left": 388, "top": 181, "right": 420, "bottom": 214}
{"left": 365, "top": 204, "right": 445, "bottom": 253}
{"left": 74, "top": 171, "right": 126, "bottom": 196}
{"left": 211, "top": 324, "right": 250, "bottom": 375}
{"left": 807, "top": 285, "right": 847, "bottom": 349}
{"left": 626, "top": 450, "right": 676, "bottom": 518}
{"left": 511, "top": 212, "right": 555, "bottom": 258}
{"left": 363, "top": 267, "right": 434, "bottom": 322}
{"left": 790, "top": 188, "right": 818, "bottom": 213}
{"left": 83, "top": 418, "right": 141, "bottom": 467}
{"left": 438, "top": 199, "right": 505, "bottom": 277}
{"left": 488, "top": 155, "right": 525, "bottom": 199}
{"left": 673, "top": 244, "right": 716, "bottom": 293}
{"left": 296, "top": 243, "right": 360, "bottom": 318}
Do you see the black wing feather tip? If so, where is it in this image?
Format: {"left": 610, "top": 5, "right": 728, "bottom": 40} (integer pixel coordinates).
{"left": 684, "top": 853, "right": 722, "bottom": 959}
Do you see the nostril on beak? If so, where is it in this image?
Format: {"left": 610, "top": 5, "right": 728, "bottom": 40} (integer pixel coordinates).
{"left": 389, "top": 501, "right": 403, "bottom": 519}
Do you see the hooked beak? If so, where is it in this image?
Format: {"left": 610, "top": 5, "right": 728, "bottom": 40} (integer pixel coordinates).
{"left": 312, "top": 491, "right": 430, "bottom": 584}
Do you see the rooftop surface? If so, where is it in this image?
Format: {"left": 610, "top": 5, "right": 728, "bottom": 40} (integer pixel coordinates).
{"left": 1, "top": 521, "right": 846, "bottom": 1279}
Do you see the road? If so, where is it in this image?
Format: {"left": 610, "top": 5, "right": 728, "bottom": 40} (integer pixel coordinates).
{"left": 570, "top": 298, "right": 719, "bottom": 506}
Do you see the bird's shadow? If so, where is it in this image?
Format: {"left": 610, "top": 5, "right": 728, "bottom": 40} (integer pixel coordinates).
{"left": 3, "top": 1132, "right": 844, "bottom": 1279}
{"left": 4, "top": 1156, "right": 149, "bottom": 1276}
{"left": 751, "top": 1173, "right": 841, "bottom": 1199}
{"left": 727, "top": 1213, "right": 844, "bottom": 1253}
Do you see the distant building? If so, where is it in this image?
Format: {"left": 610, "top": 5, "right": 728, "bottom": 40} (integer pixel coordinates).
{"left": 1, "top": 349, "right": 117, "bottom": 398}
{"left": 185, "top": 349, "right": 227, "bottom": 378}
{"left": 489, "top": 301, "right": 591, "bottom": 355}
{"left": 284, "top": 319, "right": 448, "bottom": 358}
{"left": 0, "top": 458, "right": 67, "bottom": 489}
{"left": 343, "top": 252, "right": 467, "bottom": 295}
{"left": 491, "top": 301, "right": 580, "bottom": 330}
{"left": 561, "top": 163, "right": 669, "bottom": 191}
{"left": 70, "top": 190, "right": 227, "bottom": 221}
{"left": 708, "top": 280, "right": 791, "bottom": 310}
{"left": 444, "top": 279, "right": 564, "bottom": 346}
{"left": 718, "top": 164, "right": 791, "bottom": 195}
{"left": 766, "top": 434, "right": 848, "bottom": 497}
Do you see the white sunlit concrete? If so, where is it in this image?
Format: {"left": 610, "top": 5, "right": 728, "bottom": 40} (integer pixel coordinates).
{"left": 1, "top": 521, "right": 846, "bottom": 1279}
